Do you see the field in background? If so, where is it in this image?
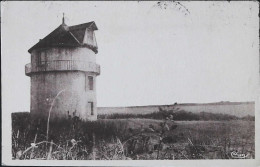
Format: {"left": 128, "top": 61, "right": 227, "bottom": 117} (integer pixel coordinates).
{"left": 98, "top": 101, "right": 255, "bottom": 117}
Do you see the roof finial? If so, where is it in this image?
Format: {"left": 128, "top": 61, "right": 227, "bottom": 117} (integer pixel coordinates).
{"left": 62, "top": 13, "right": 65, "bottom": 25}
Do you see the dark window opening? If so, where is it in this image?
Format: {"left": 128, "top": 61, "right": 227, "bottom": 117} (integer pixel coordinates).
{"left": 85, "top": 74, "right": 87, "bottom": 91}
{"left": 37, "top": 51, "right": 46, "bottom": 66}
{"left": 88, "top": 76, "right": 93, "bottom": 90}
{"left": 88, "top": 30, "right": 93, "bottom": 41}
{"left": 88, "top": 102, "right": 94, "bottom": 115}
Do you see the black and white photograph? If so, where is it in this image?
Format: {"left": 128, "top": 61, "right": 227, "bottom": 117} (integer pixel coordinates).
{"left": 1, "top": 1, "right": 259, "bottom": 166}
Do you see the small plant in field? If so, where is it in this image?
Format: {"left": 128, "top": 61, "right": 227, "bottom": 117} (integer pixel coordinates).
{"left": 122, "top": 107, "right": 178, "bottom": 160}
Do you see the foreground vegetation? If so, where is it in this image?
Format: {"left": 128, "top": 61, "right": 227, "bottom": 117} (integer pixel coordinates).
{"left": 12, "top": 112, "right": 255, "bottom": 160}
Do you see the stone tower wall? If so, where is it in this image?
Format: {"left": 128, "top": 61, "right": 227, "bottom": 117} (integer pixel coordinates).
{"left": 29, "top": 47, "right": 98, "bottom": 120}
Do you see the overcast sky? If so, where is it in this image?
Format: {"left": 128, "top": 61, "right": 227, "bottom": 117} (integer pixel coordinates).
{"left": 1, "top": 1, "right": 259, "bottom": 113}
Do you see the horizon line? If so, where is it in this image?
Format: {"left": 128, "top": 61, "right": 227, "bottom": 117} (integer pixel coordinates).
{"left": 98, "top": 101, "right": 255, "bottom": 108}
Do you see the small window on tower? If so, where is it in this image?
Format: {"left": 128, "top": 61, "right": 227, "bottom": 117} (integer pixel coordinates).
{"left": 88, "top": 30, "right": 93, "bottom": 41}
{"left": 88, "top": 76, "right": 93, "bottom": 90}
{"left": 87, "top": 29, "right": 93, "bottom": 43}
{"left": 85, "top": 74, "right": 87, "bottom": 91}
{"left": 38, "top": 51, "right": 46, "bottom": 65}
{"left": 84, "top": 29, "right": 96, "bottom": 47}
{"left": 88, "top": 102, "right": 94, "bottom": 115}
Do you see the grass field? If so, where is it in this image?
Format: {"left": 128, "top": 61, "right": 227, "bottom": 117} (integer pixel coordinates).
{"left": 98, "top": 102, "right": 255, "bottom": 117}
{"left": 12, "top": 112, "right": 255, "bottom": 160}
{"left": 104, "top": 119, "right": 255, "bottom": 159}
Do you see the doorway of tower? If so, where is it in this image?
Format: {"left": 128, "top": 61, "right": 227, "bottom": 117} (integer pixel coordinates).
{"left": 88, "top": 102, "right": 94, "bottom": 115}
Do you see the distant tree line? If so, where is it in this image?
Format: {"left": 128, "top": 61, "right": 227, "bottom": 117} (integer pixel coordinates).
{"left": 13, "top": 109, "right": 255, "bottom": 121}
{"left": 98, "top": 107, "right": 255, "bottom": 121}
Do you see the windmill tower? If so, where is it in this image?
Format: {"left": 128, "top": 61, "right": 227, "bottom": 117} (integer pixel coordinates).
{"left": 25, "top": 16, "right": 100, "bottom": 121}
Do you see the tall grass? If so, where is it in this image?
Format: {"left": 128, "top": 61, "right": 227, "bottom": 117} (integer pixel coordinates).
{"left": 12, "top": 112, "right": 130, "bottom": 160}
{"left": 12, "top": 112, "right": 255, "bottom": 160}
{"left": 46, "top": 89, "right": 66, "bottom": 142}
